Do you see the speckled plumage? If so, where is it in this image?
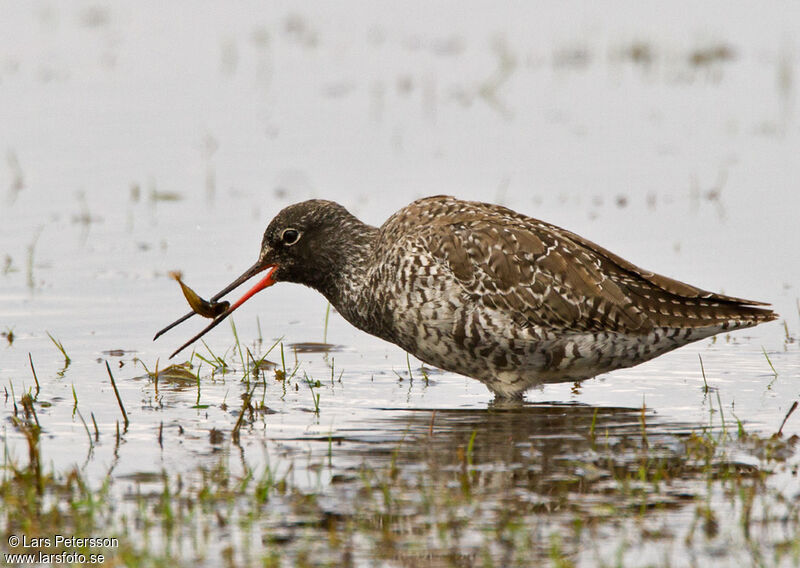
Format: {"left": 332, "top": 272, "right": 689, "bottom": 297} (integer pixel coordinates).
{"left": 166, "top": 196, "right": 778, "bottom": 398}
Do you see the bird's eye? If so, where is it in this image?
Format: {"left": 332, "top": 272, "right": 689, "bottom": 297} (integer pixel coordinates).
{"left": 281, "top": 228, "right": 300, "bottom": 246}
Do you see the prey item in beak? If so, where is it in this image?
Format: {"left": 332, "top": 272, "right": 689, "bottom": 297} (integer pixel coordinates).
{"left": 153, "top": 260, "right": 268, "bottom": 341}
{"left": 168, "top": 271, "right": 230, "bottom": 318}
{"left": 153, "top": 262, "right": 278, "bottom": 358}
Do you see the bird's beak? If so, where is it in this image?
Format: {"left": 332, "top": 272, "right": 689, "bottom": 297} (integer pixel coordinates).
{"left": 153, "top": 261, "right": 279, "bottom": 358}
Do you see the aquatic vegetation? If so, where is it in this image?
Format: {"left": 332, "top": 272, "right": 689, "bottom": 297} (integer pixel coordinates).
{"left": 105, "top": 361, "right": 129, "bottom": 428}
{"left": 3, "top": 339, "right": 799, "bottom": 567}
{"left": 45, "top": 331, "right": 71, "bottom": 367}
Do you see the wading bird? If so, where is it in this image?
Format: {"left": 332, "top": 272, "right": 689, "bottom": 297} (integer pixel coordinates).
{"left": 154, "top": 196, "right": 776, "bottom": 399}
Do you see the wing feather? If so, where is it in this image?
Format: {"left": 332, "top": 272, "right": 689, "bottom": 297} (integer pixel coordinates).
{"left": 409, "top": 198, "right": 773, "bottom": 332}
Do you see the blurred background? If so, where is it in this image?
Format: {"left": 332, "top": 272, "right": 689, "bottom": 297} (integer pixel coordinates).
{"left": 2, "top": 3, "right": 797, "bottom": 321}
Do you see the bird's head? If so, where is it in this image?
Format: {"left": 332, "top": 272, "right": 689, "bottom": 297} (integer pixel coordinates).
{"left": 154, "top": 199, "right": 371, "bottom": 357}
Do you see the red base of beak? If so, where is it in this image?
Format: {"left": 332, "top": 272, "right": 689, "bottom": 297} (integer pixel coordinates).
{"left": 228, "top": 266, "right": 278, "bottom": 312}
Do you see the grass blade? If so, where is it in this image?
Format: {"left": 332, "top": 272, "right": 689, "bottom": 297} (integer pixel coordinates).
{"left": 106, "top": 361, "right": 129, "bottom": 428}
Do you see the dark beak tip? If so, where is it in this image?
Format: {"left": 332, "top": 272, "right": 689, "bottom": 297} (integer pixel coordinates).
{"left": 154, "top": 260, "right": 276, "bottom": 356}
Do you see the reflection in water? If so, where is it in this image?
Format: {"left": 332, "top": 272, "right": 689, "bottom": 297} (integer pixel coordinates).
{"left": 306, "top": 403, "right": 789, "bottom": 565}
{"left": 355, "top": 402, "right": 686, "bottom": 463}
{"left": 289, "top": 341, "right": 343, "bottom": 353}
{"left": 349, "top": 403, "right": 698, "bottom": 503}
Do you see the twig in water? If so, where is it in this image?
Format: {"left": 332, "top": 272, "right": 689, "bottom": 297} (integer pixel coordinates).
{"left": 28, "top": 353, "right": 39, "bottom": 394}
{"left": 778, "top": 401, "right": 798, "bottom": 437}
{"left": 232, "top": 386, "right": 256, "bottom": 444}
{"left": 699, "top": 355, "right": 709, "bottom": 393}
{"left": 90, "top": 412, "right": 100, "bottom": 441}
{"left": 76, "top": 408, "right": 94, "bottom": 450}
{"left": 716, "top": 390, "right": 726, "bottom": 434}
{"left": 9, "top": 381, "right": 17, "bottom": 416}
{"left": 106, "top": 361, "right": 129, "bottom": 428}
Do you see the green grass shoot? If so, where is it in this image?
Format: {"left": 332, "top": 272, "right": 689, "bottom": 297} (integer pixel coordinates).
{"left": 699, "top": 355, "right": 709, "bottom": 393}
{"left": 46, "top": 331, "right": 71, "bottom": 366}
{"left": 762, "top": 347, "right": 778, "bottom": 377}
{"left": 323, "top": 302, "right": 331, "bottom": 344}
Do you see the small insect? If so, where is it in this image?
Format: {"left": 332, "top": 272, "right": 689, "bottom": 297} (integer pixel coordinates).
{"left": 168, "top": 271, "right": 229, "bottom": 318}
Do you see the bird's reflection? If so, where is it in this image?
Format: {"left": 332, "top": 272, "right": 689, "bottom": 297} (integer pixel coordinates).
{"left": 363, "top": 402, "right": 694, "bottom": 473}
{"left": 151, "top": 400, "right": 792, "bottom": 567}
{"left": 327, "top": 402, "right": 749, "bottom": 562}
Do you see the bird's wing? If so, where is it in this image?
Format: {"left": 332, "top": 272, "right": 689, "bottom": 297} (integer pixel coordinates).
{"left": 424, "top": 212, "right": 772, "bottom": 333}
{"left": 423, "top": 217, "right": 650, "bottom": 333}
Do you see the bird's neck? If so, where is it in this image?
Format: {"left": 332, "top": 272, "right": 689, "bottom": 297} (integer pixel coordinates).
{"left": 314, "top": 224, "right": 380, "bottom": 329}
